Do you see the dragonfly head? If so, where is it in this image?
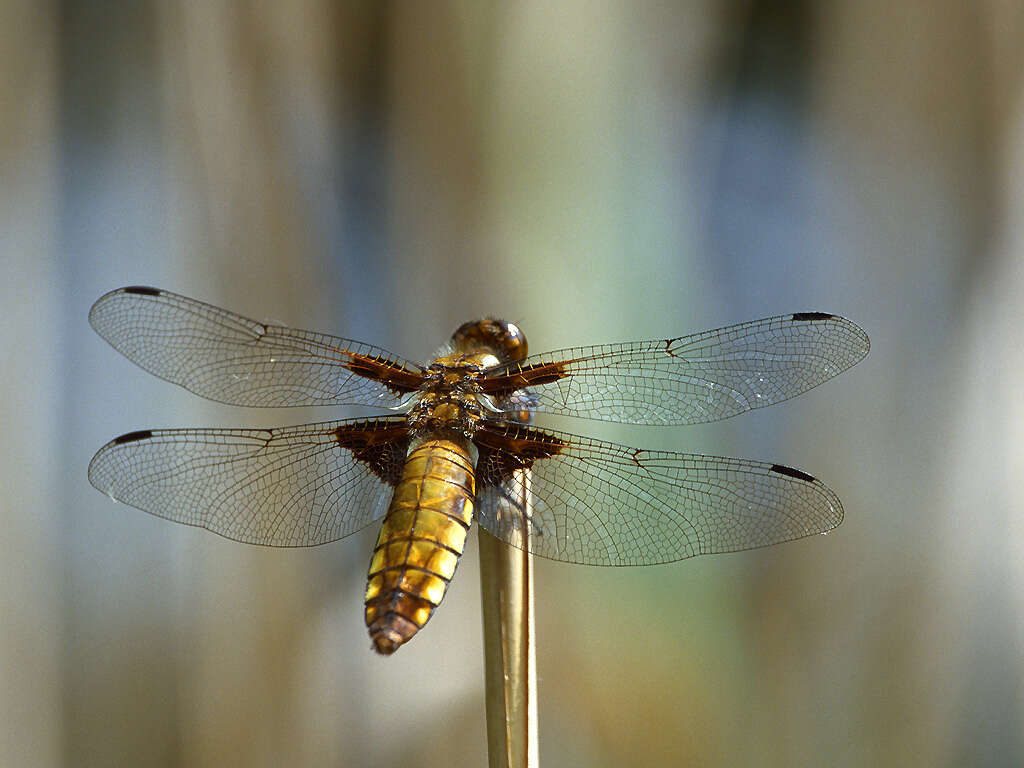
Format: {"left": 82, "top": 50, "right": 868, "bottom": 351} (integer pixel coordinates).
{"left": 451, "top": 318, "right": 528, "bottom": 363}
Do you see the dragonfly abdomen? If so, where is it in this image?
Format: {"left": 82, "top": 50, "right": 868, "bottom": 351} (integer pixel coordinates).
{"left": 365, "top": 435, "right": 477, "bottom": 654}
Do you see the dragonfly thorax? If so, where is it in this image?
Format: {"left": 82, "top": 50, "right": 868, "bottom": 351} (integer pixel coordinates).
{"left": 407, "top": 390, "right": 485, "bottom": 439}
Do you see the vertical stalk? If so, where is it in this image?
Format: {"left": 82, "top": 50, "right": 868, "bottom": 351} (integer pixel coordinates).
{"left": 479, "top": 469, "right": 538, "bottom": 768}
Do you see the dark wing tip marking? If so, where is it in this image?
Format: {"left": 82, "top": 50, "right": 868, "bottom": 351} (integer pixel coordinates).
{"left": 112, "top": 429, "right": 154, "bottom": 445}
{"left": 791, "top": 311, "right": 835, "bottom": 322}
{"left": 121, "top": 286, "right": 163, "bottom": 296}
{"left": 769, "top": 463, "right": 816, "bottom": 483}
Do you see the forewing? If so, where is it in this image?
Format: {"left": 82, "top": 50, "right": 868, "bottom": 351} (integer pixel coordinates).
{"left": 89, "top": 286, "right": 425, "bottom": 408}
{"left": 474, "top": 424, "right": 842, "bottom": 566}
{"left": 481, "top": 313, "right": 869, "bottom": 425}
{"left": 88, "top": 417, "right": 409, "bottom": 547}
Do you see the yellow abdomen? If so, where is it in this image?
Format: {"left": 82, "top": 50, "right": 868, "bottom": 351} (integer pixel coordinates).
{"left": 364, "top": 435, "right": 476, "bottom": 654}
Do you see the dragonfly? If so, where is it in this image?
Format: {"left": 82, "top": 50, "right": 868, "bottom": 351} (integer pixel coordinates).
{"left": 88, "top": 286, "right": 869, "bottom": 654}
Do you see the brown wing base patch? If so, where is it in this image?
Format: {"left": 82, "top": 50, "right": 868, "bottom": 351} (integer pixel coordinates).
{"left": 474, "top": 423, "right": 565, "bottom": 487}
{"left": 480, "top": 360, "right": 569, "bottom": 396}
{"left": 342, "top": 353, "right": 425, "bottom": 394}
{"left": 334, "top": 420, "right": 410, "bottom": 485}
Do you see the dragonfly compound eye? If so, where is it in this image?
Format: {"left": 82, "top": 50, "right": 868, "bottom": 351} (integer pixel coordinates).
{"left": 451, "top": 318, "right": 528, "bottom": 363}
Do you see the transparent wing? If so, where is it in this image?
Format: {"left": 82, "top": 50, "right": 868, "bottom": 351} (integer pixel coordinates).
{"left": 88, "top": 417, "right": 409, "bottom": 547}
{"left": 481, "top": 313, "right": 869, "bottom": 425}
{"left": 89, "top": 286, "right": 426, "bottom": 408}
{"left": 475, "top": 424, "right": 842, "bottom": 566}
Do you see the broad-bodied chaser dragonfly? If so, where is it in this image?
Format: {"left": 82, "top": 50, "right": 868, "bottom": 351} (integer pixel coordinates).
{"left": 88, "top": 287, "right": 869, "bottom": 653}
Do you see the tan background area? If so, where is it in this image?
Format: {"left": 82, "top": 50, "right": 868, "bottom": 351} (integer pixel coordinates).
{"left": 3, "top": 1, "right": 1024, "bottom": 765}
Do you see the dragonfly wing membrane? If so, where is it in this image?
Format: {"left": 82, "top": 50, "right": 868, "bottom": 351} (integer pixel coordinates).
{"left": 482, "top": 313, "right": 869, "bottom": 425}
{"left": 475, "top": 424, "right": 842, "bottom": 566}
{"left": 88, "top": 417, "right": 410, "bottom": 547}
{"left": 88, "top": 286, "right": 425, "bottom": 408}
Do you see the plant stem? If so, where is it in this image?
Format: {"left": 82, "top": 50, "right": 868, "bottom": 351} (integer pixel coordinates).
{"left": 479, "top": 469, "right": 538, "bottom": 767}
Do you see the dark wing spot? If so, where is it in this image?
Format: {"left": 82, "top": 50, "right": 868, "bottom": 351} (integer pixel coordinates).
{"left": 121, "top": 286, "right": 162, "bottom": 296}
{"left": 334, "top": 421, "right": 410, "bottom": 485}
{"left": 770, "top": 464, "right": 816, "bottom": 483}
{"left": 791, "top": 312, "right": 834, "bottom": 322}
{"left": 113, "top": 429, "right": 154, "bottom": 445}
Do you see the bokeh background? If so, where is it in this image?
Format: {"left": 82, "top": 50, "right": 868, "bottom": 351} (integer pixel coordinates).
{"left": 4, "top": 1, "right": 1024, "bottom": 766}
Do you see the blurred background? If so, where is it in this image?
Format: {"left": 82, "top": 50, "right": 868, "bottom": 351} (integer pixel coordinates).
{"left": 3, "top": 1, "right": 1023, "bottom": 766}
